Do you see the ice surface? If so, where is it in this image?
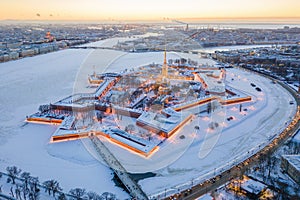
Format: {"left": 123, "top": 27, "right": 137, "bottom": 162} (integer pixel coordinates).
{"left": 0, "top": 48, "right": 129, "bottom": 198}
{"left": 0, "top": 36, "right": 296, "bottom": 199}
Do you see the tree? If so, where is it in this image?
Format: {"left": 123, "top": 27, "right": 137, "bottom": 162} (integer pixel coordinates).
{"left": 43, "top": 180, "right": 62, "bottom": 197}
{"left": 6, "top": 166, "right": 22, "bottom": 184}
{"left": 21, "top": 184, "right": 30, "bottom": 200}
{"left": 28, "top": 176, "right": 39, "bottom": 194}
{"left": 86, "top": 191, "right": 101, "bottom": 200}
{"left": 69, "top": 188, "right": 86, "bottom": 200}
{"left": 29, "top": 189, "right": 40, "bottom": 200}
{"left": 43, "top": 180, "right": 52, "bottom": 195}
{"left": 52, "top": 181, "right": 62, "bottom": 197}
{"left": 21, "top": 172, "right": 31, "bottom": 189}
{"left": 58, "top": 193, "right": 67, "bottom": 200}
{"left": 15, "top": 184, "right": 22, "bottom": 199}
{"left": 100, "top": 192, "right": 116, "bottom": 200}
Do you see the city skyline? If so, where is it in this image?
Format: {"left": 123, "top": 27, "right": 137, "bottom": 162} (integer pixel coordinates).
{"left": 1, "top": 0, "right": 300, "bottom": 22}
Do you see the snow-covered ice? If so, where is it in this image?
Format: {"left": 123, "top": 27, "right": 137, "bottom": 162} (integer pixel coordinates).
{"left": 0, "top": 36, "right": 297, "bottom": 199}
{"left": 0, "top": 48, "right": 129, "bottom": 199}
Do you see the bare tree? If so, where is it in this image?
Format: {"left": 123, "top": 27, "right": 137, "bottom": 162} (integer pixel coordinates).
{"left": 52, "top": 181, "right": 62, "bottom": 197}
{"left": 21, "top": 172, "right": 31, "bottom": 190}
{"left": 69, "top": 188, "right": 86, "bottom": 200}
{"left": 43, "top": 180, "right": 61, "bottom": 197}
{"left": 43, "top": 180, "right": 52, "bottom": 195}
{"left": 6, "top": 166, "right": 22, "bottom": 184}
{"left": 86, "top": 191, "right": 101, "bottom": 200}
{"left": 21, "top": 184, "right": 30, "bottom": 200}
{"left": 100, "top": 192, "right": 116, "bottom": 200}
{"left": 28, "top": 176, "right": 39, "bottom": 194}
{"left": 58, "top": 193, "right": 67, "bottom": 200}
{"left": 15, "top": 184, "right": 22, "bottom": 200}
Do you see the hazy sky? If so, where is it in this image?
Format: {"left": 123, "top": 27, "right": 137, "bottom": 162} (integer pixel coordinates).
{"left": 1, "top": 0, "right": 300, "bottom": 21}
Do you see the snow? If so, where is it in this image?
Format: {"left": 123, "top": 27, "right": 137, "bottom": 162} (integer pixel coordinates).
{"left": 0, "top": 35, "right": 297, "bottom": 199}
{"left": 0, "top": 48, "right": 129, "bottom": 199}
{"left": 0, "top": 37, "right": 206, "bottom": 199}
{"left": 137, "top": 111, "right": 191, "bottom": 134}
{"left": 79, "top": 33, "right": 162, "bottom": 48}
{"left": 140, "top": 68, "right": 296, "bottom": 198}
{"left": 58, "top": 116, "right": 75, "bottom": 130}
{"left": 0, "top": 173, "right": 58, "bottom": 200}
{"left": 102, "top": 128, "right": 158, "bottom": 154}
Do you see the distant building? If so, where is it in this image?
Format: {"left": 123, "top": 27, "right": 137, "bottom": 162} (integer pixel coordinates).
{"left": 9, "top": 51, "right": 19, "bottom": 60}
{"left": 281, "top": 155, "right": 300, "bottom": 184}
{"left": 3, "top": 54, "right": 10, "bottom": 62}
{"left": 20, "top": 49, "right": 35, "bottom": 57}
{"left": 6, "top": 42, "right": 22, "bottom": 49}
{"left": 215, "top": 52, "right": 240, "bottom": 63}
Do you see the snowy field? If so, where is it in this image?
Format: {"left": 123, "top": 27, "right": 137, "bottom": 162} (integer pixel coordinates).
{"left": 0, "top": 36, "right": 297, "bottom": 199}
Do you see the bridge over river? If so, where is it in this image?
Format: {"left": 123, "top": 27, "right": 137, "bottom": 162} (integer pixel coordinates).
{"left": 89, "top": 136, "right": 149, "bottom": 200}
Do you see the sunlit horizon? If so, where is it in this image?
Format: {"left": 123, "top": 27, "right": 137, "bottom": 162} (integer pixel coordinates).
{"left": 1, "top": 0, "right": 300, "bottom": 23}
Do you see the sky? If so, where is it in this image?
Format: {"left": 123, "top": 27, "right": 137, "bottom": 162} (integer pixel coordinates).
{"left": 1, "top": 0, "right": 300, "bottom": 22}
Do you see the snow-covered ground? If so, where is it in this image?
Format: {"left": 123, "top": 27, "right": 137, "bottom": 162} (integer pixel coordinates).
{"left": 0, "top": 36, "right": 297, "bottom": 199}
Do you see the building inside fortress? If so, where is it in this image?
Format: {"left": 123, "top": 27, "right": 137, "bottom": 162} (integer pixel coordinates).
{"left": 27, "top": 51, "right": 252, "bottom": 157}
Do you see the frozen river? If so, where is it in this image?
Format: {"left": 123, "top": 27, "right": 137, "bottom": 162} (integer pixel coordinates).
{"left": 0, "top": 37, "right": 297, "bottom": 199}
